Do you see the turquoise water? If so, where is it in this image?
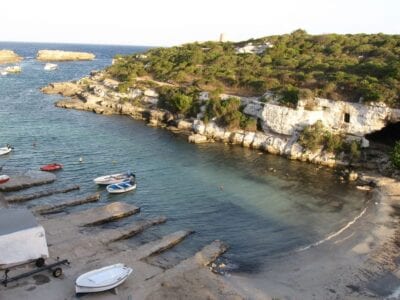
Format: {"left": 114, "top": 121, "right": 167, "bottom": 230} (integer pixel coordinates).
{"left": 0, "top": 42, "right": 369, "bottom": 273}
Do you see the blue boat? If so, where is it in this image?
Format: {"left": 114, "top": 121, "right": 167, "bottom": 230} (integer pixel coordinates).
{"left": 106, "top": 176, "right": 136, "bottom": 194}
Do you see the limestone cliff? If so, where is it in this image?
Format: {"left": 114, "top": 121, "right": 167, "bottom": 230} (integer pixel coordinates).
{"left": 0, "top": 50, "right": 22, "bottom": 64}
{"left": 36, "top": 50, "right": 95, "bottom": 61}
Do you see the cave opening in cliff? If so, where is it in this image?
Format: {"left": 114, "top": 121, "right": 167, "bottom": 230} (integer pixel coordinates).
{"left": 365, "top": 122, "right": 400, "bottom": 147}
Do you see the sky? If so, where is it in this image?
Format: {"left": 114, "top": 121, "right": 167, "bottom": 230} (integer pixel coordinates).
{"left": 1, "top": 0, "right": 399, "bottom": 46}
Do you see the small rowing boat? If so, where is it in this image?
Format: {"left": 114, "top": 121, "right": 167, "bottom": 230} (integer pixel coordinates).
{"left": 0, "top": 144, "right": 13, "bottom": 156}
{"left": 75, "top": 263, "right": 132, "bottom": 294}
{"left": 44, "top": 63, "right": 58, "bottom": 71}
{"left": 94, "top": 171, "right": 135, "bottom": 185}
{"left": 106, "top": 177, "right": 136, "bottom": 194}
{"left": 0, "top": 175, "right": 10, "bottom": 184}
{"left": 40, "top": 163, "right": 63, "bottom": 172}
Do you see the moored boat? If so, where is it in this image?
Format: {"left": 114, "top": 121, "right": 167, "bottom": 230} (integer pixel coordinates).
{"left": 75, "top": 263, "right": 133, "bottom": 294}
{"left": 0, "top": 175, "right": 10, "bottom": 184}
{"left": 44, "top": 63, "right": 58, "bottom": 71}
{"left": 106, "top": 177, "right": 136, "bottom": 194}
{"left": 40, "top": 163, "right": 63, "bottom": 172}
{"left": 94, "top": 171, "right": 135, "bottom": 185}
{"left": 0, "top": 144, "right": 13, "bottom": 156}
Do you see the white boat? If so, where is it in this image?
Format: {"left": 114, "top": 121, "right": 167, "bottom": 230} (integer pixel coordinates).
{"left": 94, "top": 171, "right": 135, "bottom": 185}
{"left": 75, "top": 263, "right": 132, "bottom": 294}
{"left": 0, "top": 144, "right": 13, "bottom": 156}
{"left": 0, "top": 175, "right": 10, "bottom": 184}
{"left": 44, "top": 63, "right": 58, "bottom": 71}
{"left": 106, "top": 179, "right": 136, "bottom": 194}
{"left": 4, "top": 66, "right": 21, "bottom": 73}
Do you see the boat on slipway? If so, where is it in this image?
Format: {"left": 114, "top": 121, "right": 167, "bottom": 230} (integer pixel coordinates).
{"left": 75, "top": 263, "right": 133, "bottom": 294}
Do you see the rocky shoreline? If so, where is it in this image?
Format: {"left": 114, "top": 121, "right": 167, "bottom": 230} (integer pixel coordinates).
{"left": 44, "top": 73, "right": 343, "bottom": 168}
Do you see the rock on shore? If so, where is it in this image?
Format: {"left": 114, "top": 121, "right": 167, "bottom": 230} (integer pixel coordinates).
{"left": 36, "top": 50, "right": 95, "bottom": 61}
{"left": 0, "top": 50, "right": 22, "bottom": 64}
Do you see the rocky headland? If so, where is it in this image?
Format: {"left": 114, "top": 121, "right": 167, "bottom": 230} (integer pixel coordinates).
{"left": 36, "top": 50, "right": 95, "bottom": 61}
{"left": 0, "top": 50, "right": 22, "bottom": 64}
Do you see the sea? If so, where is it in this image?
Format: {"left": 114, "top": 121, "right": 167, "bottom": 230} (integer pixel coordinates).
{"left": 0, "top": 42, "right": 369, "bottom": 274}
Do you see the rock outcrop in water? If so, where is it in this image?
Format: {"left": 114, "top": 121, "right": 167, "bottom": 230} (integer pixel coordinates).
{"left": 36, "top": 50, "right": 95, "bottom": 61}
{"left": 0, "top": 50, "right": 22, "bottom": 64}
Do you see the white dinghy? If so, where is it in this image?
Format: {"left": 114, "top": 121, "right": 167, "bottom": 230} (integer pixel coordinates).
{"left": 94, "top": 171, "right": 135, "bottom": 185}
{"left": 75, "top": 263, "right": 133, "bottom": 294}
{"left": 44, "top": 63, "right": 58, "bottom": 71}
{"left": 0, "top": 144, "right": 13, "bottom": 156}
{"left": 106, "top": 178, "right": 136, "bottom": 194}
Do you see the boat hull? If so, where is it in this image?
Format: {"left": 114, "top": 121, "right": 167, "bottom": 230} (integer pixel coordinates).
{"left": 40, "top": 164, "right": 63, "bottom": 172}
{"left": 0, "top": 147, "right": 12, "bottom": 156}
{"left": 75, "top": 264, "right": 132, "bottom": 294}
{"left": 94, "top": 172, "right": 134, "bottom": 185}
{"left": 106, "top": 183, "right": 136, "bottom": 194}
{"left": 0, "top": 175, "right": 10, "bottom": 184}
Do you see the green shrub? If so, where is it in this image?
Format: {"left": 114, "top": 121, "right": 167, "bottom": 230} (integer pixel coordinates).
{"left": 298, "top": 120, "right": 326, "bottom": 151}
{"left": 241, "top": 117, "right": 257, "bottom": 131}
{"left": 278, "top": 85, "right": 299, "bottom": 108}
{"left": 299, "top": 121, "right": 345, "bottom": 154}
{"left": 325, "top": 132, "right": 344, "bottom": 153}
{"left": 157, "top": 87, "right": 194, "bottom": 115}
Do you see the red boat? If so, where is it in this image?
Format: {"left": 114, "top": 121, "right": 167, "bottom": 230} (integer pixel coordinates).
{"left": 40, "top": 163, "right": 63, "bottom": 172}
{"left": 0, "top": 175, "right": 10, "bottom": 184}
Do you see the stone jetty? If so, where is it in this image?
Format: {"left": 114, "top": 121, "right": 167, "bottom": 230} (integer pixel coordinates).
{"left": 0, "top": 169, "right": 239, "bottom": 299}
{"left": 32, "top": 192, "right": 100, "bottom": 214}
{"left": 5, "top": 185, "right": 80, "bottom": 203}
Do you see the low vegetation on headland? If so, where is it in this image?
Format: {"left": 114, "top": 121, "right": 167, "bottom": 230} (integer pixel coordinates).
{"left": 108, "top": 29, "right": 400, "bottom": 108}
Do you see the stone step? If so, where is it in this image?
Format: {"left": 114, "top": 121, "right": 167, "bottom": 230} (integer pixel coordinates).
{"left": 0, "top": 170, "right": 56, "bottom": 192}
{"left": 63, "top": 201, "right": 140, "bottom": 226}
{"left": 32, "top": 192, "right": 100, "bottom": 214}
{"left": 96, "top": 216, "right": 167, "bottom": 244}
{"left": 6, "top": 185, "right": 80, "bottom": 203}
{"left": 132, "top": 230, "right": 193, "bottom": 261}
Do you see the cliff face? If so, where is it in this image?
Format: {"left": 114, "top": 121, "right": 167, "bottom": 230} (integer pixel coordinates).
{"left": 0, "top": 50, "right": 22, "bottom": 64}
{"left": 36, "top": 50, "right": 95, "bottom": 61}
{"left": 244, "top": 98, "right": 400, "bottom": 137}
